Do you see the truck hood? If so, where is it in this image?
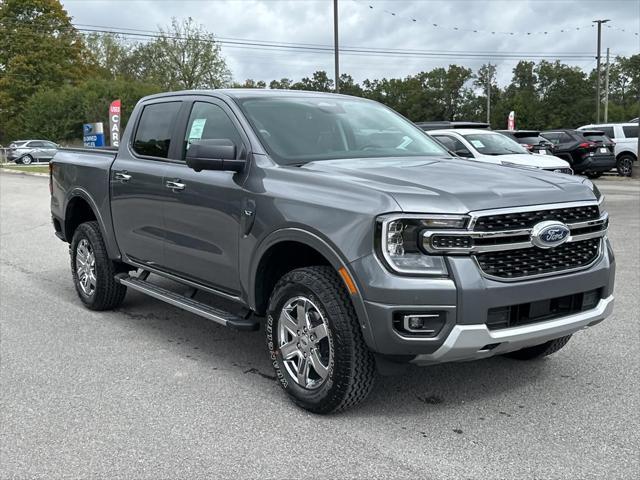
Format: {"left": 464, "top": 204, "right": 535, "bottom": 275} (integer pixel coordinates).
{"left": 477, "top": 153, "right": 569, "bottom": 169}
{"left": 302, "top": 156, "right": 595, "bottom": 214}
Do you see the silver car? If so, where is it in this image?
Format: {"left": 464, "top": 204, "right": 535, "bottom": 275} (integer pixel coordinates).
{"left": 7, "top": 140, "right": 59, "bottom": 164}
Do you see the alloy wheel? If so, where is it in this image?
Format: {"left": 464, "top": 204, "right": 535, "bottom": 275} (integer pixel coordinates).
{"left": 75, "top": 239, "right": 97, "bottom": 296}
{"left": 278, "top": 296, "right": 332, "bottom": 389}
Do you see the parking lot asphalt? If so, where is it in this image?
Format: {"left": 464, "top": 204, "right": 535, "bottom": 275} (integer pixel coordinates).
{"left": 1, "top": 171, "right": 638, "bottom": 479}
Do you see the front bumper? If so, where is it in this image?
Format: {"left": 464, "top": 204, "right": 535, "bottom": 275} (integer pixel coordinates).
{"left": 411, "top": 295, "right": 613, "bottom": 365}
{"left": 349, "top": 239, "right": 615, "bottom": 360}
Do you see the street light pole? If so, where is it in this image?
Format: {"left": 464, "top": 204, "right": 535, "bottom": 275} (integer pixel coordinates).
{"left": 593, "top": 19, "right": 610, "bottom": 123}
{"left": 604, "top": 48, "right": 610, "bottom": 123}
{"left": 333, "top": 0, "right": 340, "bottom": 93}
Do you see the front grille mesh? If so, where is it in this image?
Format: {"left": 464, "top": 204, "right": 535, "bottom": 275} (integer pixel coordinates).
{"left": 474, "top": 205, "right": 600, "bottom": 231}
{"left": 475, "top": 238, "right": 601, "bottom": 279}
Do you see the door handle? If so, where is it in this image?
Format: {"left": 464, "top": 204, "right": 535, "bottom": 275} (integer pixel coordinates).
{"left": 114, "top": 171, "right": 132, "bottom": 182}
{"left": 165, "top": 180, "right": 185, "bottom": 191}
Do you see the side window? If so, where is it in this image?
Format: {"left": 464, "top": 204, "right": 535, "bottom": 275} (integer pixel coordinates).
{"left": 132, "top": 102, "right": 182, "bottom": 158}
{"left": 560, "top": 133, "right": 573, "bottom": 143}
{"left": 622, "top": 125, "right": 638, "bottom": 139}
{"left": 28, "top": 141, "right": 43, "bottom": 147}
{"left": 434, "top": 135, "right": 473, "bottom": 157}
{"left": 600, "top": 127, "right": 615, "bottom": 138}
{"left": 184, "top": 102, "right": 243, "bottom": 158}
{"left": 541, "top": 133, "right": 560, "bottom": 144}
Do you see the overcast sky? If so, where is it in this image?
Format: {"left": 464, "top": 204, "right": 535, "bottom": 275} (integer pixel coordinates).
{"left": 62, "top": 0, "right": 640, "bottom": 86}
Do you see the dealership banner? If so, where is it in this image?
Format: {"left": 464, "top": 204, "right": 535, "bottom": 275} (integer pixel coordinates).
{"left": 83, "top": 122, "right": 105, "bottom": 147}
{"left": 507, "top": 111, "right": 516, "bottom": 131}
{"left": 109, "top": 99, "right": 121, "bottom": 147}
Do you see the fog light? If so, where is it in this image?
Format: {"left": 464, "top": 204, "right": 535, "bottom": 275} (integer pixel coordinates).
{"left": 582, "top": 289, "right": 600, "bottom": 310}
{"left": 400, "top": 313, "right": 445, "bottom": 336}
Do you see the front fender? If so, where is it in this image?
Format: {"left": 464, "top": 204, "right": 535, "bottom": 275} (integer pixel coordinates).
{"left": 246, "top": 227, "right": 378, "bottom": 351}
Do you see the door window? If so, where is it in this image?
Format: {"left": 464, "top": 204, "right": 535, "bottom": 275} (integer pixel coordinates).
{"left": 541, "top": 132, "right": 561, "bottom": 144}
{"left": 598, "top": 127, "right": 615, "bottom": 138}
{"left": 622, "top": 125, "right": 638, "bottom": 139}
{"left": 132, "top": 102, "right": 182, "bottom": 158}
{"left": 184, "top": 102, "right": 243, "bottom": 158}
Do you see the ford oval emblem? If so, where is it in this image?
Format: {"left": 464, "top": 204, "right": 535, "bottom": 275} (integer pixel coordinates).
{"left": 530, "top": 221, "right": 571, "bottom": 249}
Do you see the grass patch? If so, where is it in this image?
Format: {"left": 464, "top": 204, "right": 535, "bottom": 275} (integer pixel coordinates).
{"left": 0, "top": 164, "right": 49, "bottom": 174}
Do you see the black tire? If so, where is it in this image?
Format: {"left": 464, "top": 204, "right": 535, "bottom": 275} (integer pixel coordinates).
{"left": 266, "top": 266, "right": 375, "bottom": 414}
{"left": 585, "top": 171, "right": 603, "bottom": 179}
{"left": 21, "top": 155, "right": 33, "bottom": 165}
{"left": 616, "top": 154, "right": 634, "bottom": 177}
{"left": 503, "top": 335, "right": 572, "bottom": 360}
{"left": 70, "top": 221, "right": 127, "bottom": 310}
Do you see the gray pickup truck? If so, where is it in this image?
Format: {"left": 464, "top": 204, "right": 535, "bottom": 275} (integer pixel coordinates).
{"left": 51, "top": 90, "right": 615, "bottom": 413}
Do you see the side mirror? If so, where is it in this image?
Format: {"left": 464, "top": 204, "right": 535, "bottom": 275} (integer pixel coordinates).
{"left": 186, "top": 139, "right": 245, "bottom": 172}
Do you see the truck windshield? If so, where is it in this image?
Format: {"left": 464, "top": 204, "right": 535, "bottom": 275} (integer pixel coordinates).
{"left": 236, "top": 96, "right": 448, "bottom": 165}
{"left": 463, "top": 133, "right": 529, "bottom": 155}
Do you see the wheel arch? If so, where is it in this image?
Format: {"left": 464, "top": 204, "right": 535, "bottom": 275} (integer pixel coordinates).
{"left": 63, "top": 189, "right": 121, "bottom": 260}
{"left": 616, "top": 150, "right": 637, "bottom": 161}
{"left": 248, "top": 228, "right": 377, "bottom": 349}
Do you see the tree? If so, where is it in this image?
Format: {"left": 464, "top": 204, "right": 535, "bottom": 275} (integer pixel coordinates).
{"left": 128, "top": 17, "right": 231, "bottom": 90}
{"left": 0, "top": 0, "right": 90, "bottom": 141}
{"left": 83, "top": 32, "right": 132, "bottom": 79}
{"left": 293, "top": 71, "right": 334, "bottom": 92}
{"left": 269, "top": 78, "right": 293, "bottom": 90}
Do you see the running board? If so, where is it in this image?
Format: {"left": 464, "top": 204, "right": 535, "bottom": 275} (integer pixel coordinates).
{"left": 116, "top": 275, "right": 259, "bottom": 331}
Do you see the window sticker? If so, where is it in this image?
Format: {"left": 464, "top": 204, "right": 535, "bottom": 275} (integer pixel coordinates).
{"left": 188, "top": 118, "right": 207, "bottom": 140}
{"left": 470, "top": 139, "right": 485, "bottom": 148}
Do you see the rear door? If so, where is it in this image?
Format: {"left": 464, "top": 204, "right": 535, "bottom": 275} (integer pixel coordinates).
{"left": 110, "top": 100, "right": 183, "bottom": 267}
{"left": 160, "top": 98, "right": 249, "bottom": 295}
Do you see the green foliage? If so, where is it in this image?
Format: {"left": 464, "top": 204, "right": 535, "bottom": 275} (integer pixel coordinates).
{"left": 0, "top": 0, "right": 91, "bottom": 139}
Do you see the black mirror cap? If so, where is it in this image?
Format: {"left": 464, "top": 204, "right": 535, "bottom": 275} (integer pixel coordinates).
{"left": 186, "top": 139, "right": 244, "bottom": 172}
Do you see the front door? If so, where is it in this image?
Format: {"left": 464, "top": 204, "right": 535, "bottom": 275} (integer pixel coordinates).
{"left": 161, "top": 100, "right": 248, "bottom": 295}
{"left": 110, "top": 100, "right": 182, "bottom": 267}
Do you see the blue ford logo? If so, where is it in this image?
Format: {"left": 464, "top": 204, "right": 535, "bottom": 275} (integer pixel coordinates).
{"left": 530, "top": 221, "right": 571, "bottom": 249}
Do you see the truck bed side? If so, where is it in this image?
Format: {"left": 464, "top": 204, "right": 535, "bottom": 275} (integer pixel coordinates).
{"left": 50, "top": 147, "right": 121, "bottom": 260}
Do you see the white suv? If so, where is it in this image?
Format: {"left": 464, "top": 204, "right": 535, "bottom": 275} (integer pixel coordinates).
{"left": 428, "top": 129, "right": 572, "bottom": 174}
{"left": 578, "top": 123, "right": 638, "bottom": 176}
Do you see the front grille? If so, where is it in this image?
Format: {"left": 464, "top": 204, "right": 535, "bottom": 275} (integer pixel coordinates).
{"left": 486, "top": 288, "right": 602, "bottom": 330}
{"left": 475, "top": 238, "right": 601, "bottom": 279}
{"left": 474, "top": 205, "right": 600, "bottom": 231}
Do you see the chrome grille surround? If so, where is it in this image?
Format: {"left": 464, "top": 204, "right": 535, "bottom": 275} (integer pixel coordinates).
{"left": 422, "top": 201, "right": 608, "bottom": 281}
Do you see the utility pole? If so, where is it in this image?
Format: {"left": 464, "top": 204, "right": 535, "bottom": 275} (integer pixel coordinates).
{"left": 593, "top": 19, "right": 610, "bottom": 123}
{"left": 486, "top": 62, "right": 491, "bottom": 125}
{"left": 604, "top": 48, "right": 610, "bottom": 122}
{"left": 333, "top": 0, "right": 339, "bottom": 93}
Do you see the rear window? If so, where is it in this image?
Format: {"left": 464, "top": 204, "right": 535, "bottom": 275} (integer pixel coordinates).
{"left": 582, "top": 132, "right": 611, "bottom": 143}
{"left": 133, "top": 102, "right": 182, "bottom": 158}
{"left": 622, "top": 125, "right": 638, "bottom": 139}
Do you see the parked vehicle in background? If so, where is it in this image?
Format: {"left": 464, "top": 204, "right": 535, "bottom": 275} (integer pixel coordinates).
{"left": 540, "top": 129, "right": 617, "bottom": 178}
{"left": 429, "top": 128, "right": 572, "bottom": 173}
{"left": 416, "top": 121, "right": 490, "bottom": 131}
{"left": 7, "top": 140, "right": 59, "bottom": 164}
{"left": 577, "top": 123, "right": 638, "bottom": 177}
{"left": 50, "top": 89, "right": 614, "bottom": 413}
{"left": 629, "top": 117, "right": 638, "bottom": 123}
{"left": 496, "top": 130, "right": 555, "bottom": 155}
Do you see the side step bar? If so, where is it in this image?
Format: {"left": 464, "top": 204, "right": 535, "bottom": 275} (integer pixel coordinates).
{"left": 116, "top": 275, "right": 259, "bottom": 331}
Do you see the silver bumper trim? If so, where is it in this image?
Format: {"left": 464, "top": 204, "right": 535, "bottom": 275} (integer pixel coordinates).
{"left": 412, "top": 295, "right": 614, "bottom": 365}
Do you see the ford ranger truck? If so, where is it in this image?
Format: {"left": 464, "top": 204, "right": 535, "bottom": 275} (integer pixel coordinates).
{"left": 50, "top": 90, "right": 615, "bottom": 413}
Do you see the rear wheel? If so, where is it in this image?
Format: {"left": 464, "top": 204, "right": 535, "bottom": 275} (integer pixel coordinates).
{"left": 266, "top": 266, "right": 375, "bottom": 413}
{"left": 616, "top": 154, "right": 634, "bottom": 177}
{"left": 503, "top": 335, "right": 572, "bottom": 360}
{"left": 70, "top": 221, "right": 127, "bottom": 310}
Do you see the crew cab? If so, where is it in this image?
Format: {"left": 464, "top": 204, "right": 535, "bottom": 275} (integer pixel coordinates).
{"left": 51, "top": 90, "right": 615, "bottom": 413}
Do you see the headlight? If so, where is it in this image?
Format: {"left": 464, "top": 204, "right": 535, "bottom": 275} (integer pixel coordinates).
{"left": 377, "top": 215, "right": 468, "bottom": 275}
{"left": 584, "top": 180, "right": 606, "bottom": 213}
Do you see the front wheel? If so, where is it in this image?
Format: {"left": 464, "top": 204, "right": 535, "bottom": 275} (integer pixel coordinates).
{"left": 70, "top": 221, "right": 127, "bottom": 310}
{"left": 503, "top": 335, "right": 572, "bottom": 360}
{"left": 266, "top": 266, "right": 375, "bottom": 413}
{"left": 616, "top": 155, "right": 634, "bottom": 177}
{"left": 21, "top": 155, "right": 33, "bottom": 165}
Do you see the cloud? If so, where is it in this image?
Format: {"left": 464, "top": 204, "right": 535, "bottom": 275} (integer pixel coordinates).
{"left": 62, "top": 0, "right": 639, "bottom": 85}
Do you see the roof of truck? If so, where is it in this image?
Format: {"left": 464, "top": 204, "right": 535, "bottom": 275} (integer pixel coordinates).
{"left": 142, "top": 89, "right": 365, "bottom": 102}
